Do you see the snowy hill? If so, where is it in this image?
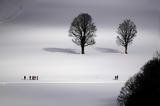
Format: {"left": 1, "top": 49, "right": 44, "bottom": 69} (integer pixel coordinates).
{"left": 0, "top": 0, "right": 160, "bottom": 83}
{"left": 0, "top": 25, "right": 159, "bottom": 83}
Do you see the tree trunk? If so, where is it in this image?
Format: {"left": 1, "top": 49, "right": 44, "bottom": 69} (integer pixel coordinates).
{"left": 81, "top": 45, "right": 85, "bottom": 54}
{"left": 81, "top": 36, "right": 86, "bottom": 54}
{"left": 125, "top": 46, "right": 128, "bottom": 54}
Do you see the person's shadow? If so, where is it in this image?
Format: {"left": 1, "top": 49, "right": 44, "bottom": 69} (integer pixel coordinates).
{"left": 43, "top": 48, "right": 79, "bottom": 54}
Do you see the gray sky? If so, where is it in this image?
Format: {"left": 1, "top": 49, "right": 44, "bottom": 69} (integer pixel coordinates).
{"left": 0, "top": 0, "right": 160, "bottom": 30}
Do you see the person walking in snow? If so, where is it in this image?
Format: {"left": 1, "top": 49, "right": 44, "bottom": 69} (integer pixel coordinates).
{"left": 117, "top": 75, "right": 119, "bottom": 80}
{"left": 24, "top": 76, "right": 26, "bottom": 80}
{"left": 29, "top": 76, "right": 32, "bottom": 80}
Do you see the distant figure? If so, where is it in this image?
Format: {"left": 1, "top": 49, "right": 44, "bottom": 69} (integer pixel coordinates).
{"left": 117, "top": 75, "right": 119, "bottom": 80}
{"left": 24, "top": 76, "right": 26, "bottom": 80}
{"left": 29, "top": 76, "right": 32, "bottom": 80}
{"left": 32, "top": 76, "right": 36, "bottom": 80}
{"left": 115, "top": 75, "right": 119, "bottom": 80}
{"left": 37, "top": 76, "right": 38, "bottom": 80}
{"left": 115, "top": 76, "right": 117, "bottom": 80}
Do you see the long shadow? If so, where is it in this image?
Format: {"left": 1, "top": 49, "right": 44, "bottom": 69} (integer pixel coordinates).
{"left": 96, "top": 47, "right": 121, "bottom": 53}
{"left": 43, "top": 48, "right": 79, "bottom": 54}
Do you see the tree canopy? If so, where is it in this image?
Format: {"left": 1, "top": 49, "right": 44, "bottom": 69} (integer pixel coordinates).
{"left": 117, "top": 55, "right": 160, "bottom": 106}
{"left": 117, "top": 19, "right": 137, "bottom": 54}
{"left": 69, "top": 13, "right": 97, "bottom": 54}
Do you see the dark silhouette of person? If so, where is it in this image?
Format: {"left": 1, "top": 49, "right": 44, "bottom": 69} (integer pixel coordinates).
{"left": 37, "top": 76, "right": 38, "bottom": 80}
{"left": 114, "top": 75, "right": 119, "bottom": 80}
{"left": 29, "top": 76, "right": 32, "bottom": 80}
{"left": 24, "top": 76, "right": 26, "bottom": 80}
{"left": 32, "top": 76, "right": 36, "bottom": 80}
{"left": 115, "top": 76, "right": 117, "bottom": 80}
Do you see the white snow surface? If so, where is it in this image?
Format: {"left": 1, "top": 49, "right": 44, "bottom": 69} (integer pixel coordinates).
{"left": 0, "top": 1, "right": 160, "bottom": 106}
{"left": 0, "top": 25, "right": 159, "bottom": 83}
{"left": 0, "top": 19, "right": 159, "bottom": 106}
{"left": 0, "top": 83, "right": 124, "bottom": 106}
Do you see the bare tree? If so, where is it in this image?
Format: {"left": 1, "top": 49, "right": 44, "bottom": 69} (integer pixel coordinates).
{"left": 69, "top": 13, "right": 97, "bottom": 54}
{"left": 116, "top": 19, "right": 137, "bottom": 54}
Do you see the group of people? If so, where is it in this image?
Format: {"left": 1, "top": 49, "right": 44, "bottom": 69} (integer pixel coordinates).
{"left": 23, "top": 75, "right": 39, "bottom": 80}
{"left": 114, "top": 75, "right": 119, "bottom": 80}
{"left": 24, "top": 75, "right": 118, "bottom": 81}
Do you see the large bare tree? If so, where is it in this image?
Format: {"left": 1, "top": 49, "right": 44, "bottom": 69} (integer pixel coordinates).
{"left": 116, "top": 19, "right": 137, "bottom": 54}
{"left": 69, "top": 13, "right": 97, "bottom": 54}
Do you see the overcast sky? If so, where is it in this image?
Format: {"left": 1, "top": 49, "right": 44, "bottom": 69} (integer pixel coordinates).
{"left": 0, "top": 0, "right": 160, "bottom": 30}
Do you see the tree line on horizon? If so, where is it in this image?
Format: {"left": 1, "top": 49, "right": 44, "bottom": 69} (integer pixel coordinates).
{"left": 69, "top": 13, "right": 137, "bottom": 54}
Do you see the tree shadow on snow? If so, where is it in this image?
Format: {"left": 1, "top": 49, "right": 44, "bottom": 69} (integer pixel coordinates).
{"left": 96, "top": 47, "right": 121, "bottom": 53}
{"left": 43, "top": 48, "right": 79, "bottom": 54}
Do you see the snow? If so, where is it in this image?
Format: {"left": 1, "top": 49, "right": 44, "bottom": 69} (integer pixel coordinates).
{"left": 0, "top": 1, "right": 160, "bottom": 106}
{"left": 0, "top": 83, "right": 124, "bottom": 106}
{"left": 0, "top": 25, "right": 159, "bottom": 83}
{"left": 0, "top": 10, "right": 159, "bottom": 106}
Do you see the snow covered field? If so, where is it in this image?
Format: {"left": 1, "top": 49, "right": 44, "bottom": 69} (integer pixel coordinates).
{"left": 0, "top": 0, "right": 160, "bottom": 83}
{"left": 0, "top": 25, "right": 159, "bottom": 83}
{"left": 2, "top": 25, "right": 158, "bottom": 106}
{"left": 0, "top": 83, "right": 124, "bottom": 106}
{"left": 0, "top": 1, "right": 160, "bottom": 106}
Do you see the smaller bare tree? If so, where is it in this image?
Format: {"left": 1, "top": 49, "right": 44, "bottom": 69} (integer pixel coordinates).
{"left": 116, "top": 19, "right": 137, "bottom": 54}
